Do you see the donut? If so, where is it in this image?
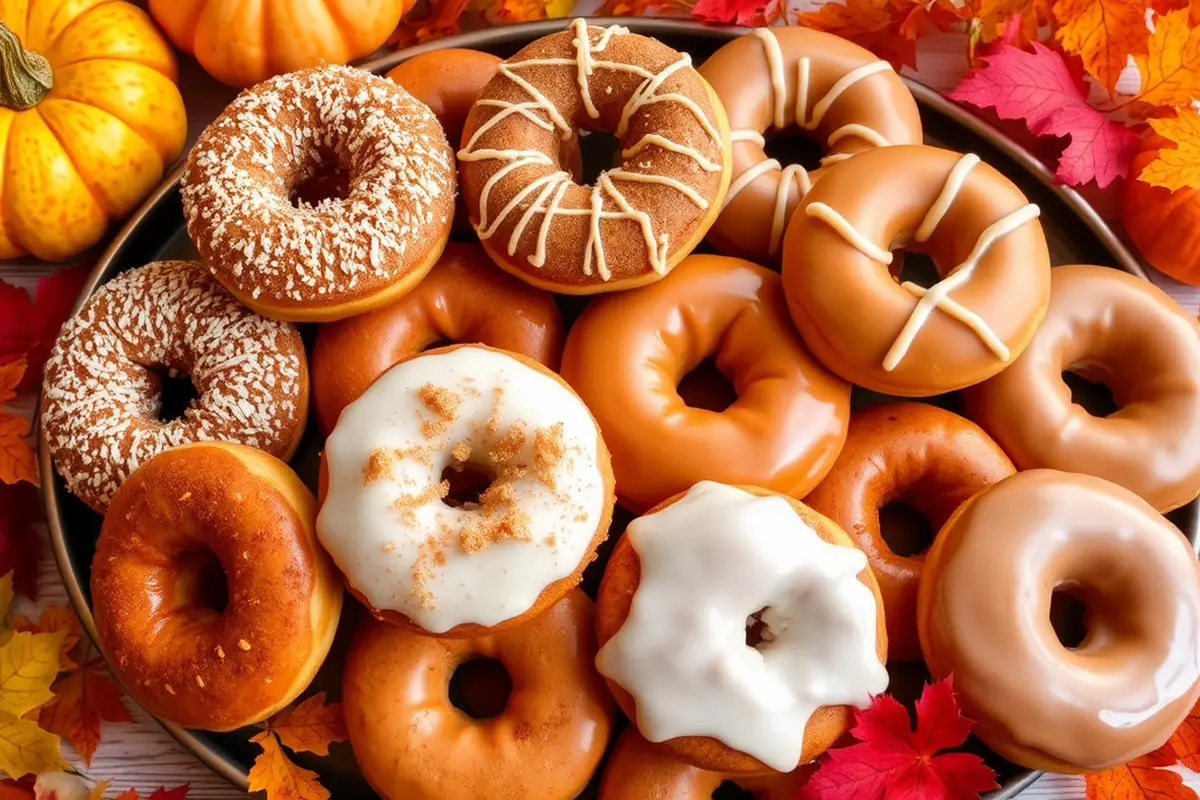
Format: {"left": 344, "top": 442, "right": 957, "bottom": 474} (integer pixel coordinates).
{"left": 91, "top": 442, "right": 343, "bottom": 731}
{"left": 311, "top": 243, "right": 565, "bottom": 435}
{"left": 805, "top": 403, "right": 1014, "bottom": 661}
{"left": 42, "top": 261, "right": 308, "bottom": 514}
{"left": 699, "top": 28, "right": 921, "bottom": 263}
{"left": 918, "top": 469, "right": 1200, "bottom": 772}
{"left": 561, "top": 254, "right": 850, "bottom": 513}
{"left": 595, "top": 482, "right": 887, "bottom": 773}
{"left": 781, "top": 145, "right": 1051, "bottom": 396}
{"left": 182, "top": 64, "right": 456, "bottom": 322}
{"left": 386, "top": 49, "right": 503, "bottom": 147}
{"left": 343, "top": 589, "right": 614, "bottom": 800}
{"left": 317, "top": 344, "right": 615, "bottom": 637}
{"left": 599, "top": 730, "right": 812, "bottom": 800}
{"left": 458, "top": 18, "right": 731, "bottom": 294}
{"left": 964, "top": 265, "right": 1200, "bottom": 513}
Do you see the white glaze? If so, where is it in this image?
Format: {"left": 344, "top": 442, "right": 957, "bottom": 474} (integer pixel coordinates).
{"left": 317, "top": 346, "right": 608, "bottom": 633}
{"left": 596, "top": 482, "right": 887, "bottom": 772}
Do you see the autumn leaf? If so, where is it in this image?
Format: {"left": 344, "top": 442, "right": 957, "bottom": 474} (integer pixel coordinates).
{"left": 0, "top": 629, "right": 67, "bottom": 717}
{"left": 0, "top": 414, "right": 37, "bottom": 488}
{"left": 691, "top": 0, "right": 784, "bottom": 26}
{"left": 88, "top": 779, "right": 110, "bottom": 800}
{"left": 0, "top": 710, "right": 70, "bottom": 778}
{"left": 1053, "top": 0, "right": 1150, "bottom": 95}
{"left": 0, "top": 483, "right": 44, "bottom": 601}
{"left": 38, "top": 659, "right": 133, "bottom": 766}
{"left": 799, "top": 0, "right": 916, "bottom": 69}
{"left": 267, "top": 693, "right": 347, "bottom": 757}
{"left": 948, "top": 42, "right": 1140, "bottom": 187}
{"left": 146, "top": 787, "right": 189, "bottom": 800}
{"left": 0, "top": 265, "right": 89, "bottom": 392}
{"left": 1085, "top": 750, "right": 1198, "bottom": 799}
{"left": 12, "top": 605, "right": 83, "bottom": 671}
{"left": 1168, "top": 697, "right": 1200, "bottom": 771}
{"left": 249, "top": 731, "right": 329, "bottom": 800}
{"left": 0, "top": 361, "right": 23, "bottom": 409}
{"left": 1137, "top": 108, "right": 1200, "bottom": 191}
{"left": 388, "top": 0, "right": 472, "bottom": 47}
{"left": 0, "top": 573, "right": 13, "bottom": 627}
{"left": 1130, "top": 8, "right": 1200, "bottom": 117}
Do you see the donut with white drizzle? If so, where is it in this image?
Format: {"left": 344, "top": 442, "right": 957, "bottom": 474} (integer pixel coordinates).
{"left": 458, "top": 19, "right": 731, "bottom": 294}
{"left": 781, "top": 145, "right": 1051, "bottom": 396}
{"left": 700, "top": 28, "right": 921, "bottom": 264}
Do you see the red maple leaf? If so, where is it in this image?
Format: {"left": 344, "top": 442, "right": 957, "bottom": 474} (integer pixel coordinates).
{"left": 797, "top": 677, "right": 998, "bottom": 800}
{"left": 146, "top": 785, "right": 189, "bottom": 800}
{"left": 0, "top": 264, "right": 90, "bottom": 391}
{"left": 947, "top": 42, "right": 1140, "bottom": 188}
{"left": 0, "top": 482, "right": 43, "bottom": 600}
{"left": 690, "top": 0, "right": 781, "bottom": 25}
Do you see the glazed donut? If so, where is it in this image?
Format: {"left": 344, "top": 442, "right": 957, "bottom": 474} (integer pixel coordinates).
{"left": 781, "top": 145, "right": 1051, "bottom": 396}
{"left": 182, "top": 65, "right": 456, "bottom": 322}
{"left": 318, "top": 344, "right": 615, "bottom": 637}
{"left": 458, "top": 19, "right": 731, "bottom": 294}
{"left": 343, "top": 590, "right": 614, "bottom": 800}
{"left": 805, "top": 403, "right": 1014, "bottom": 661}
{"left": 699, "top": 28, "right": 921, "bottom": 263}
{"left": 387, "top": 49, "right": 503, "bottom": 147}
{"left": 311, "top": 243, "right": 565, "bottom": 434}
{"left": 42, "top": 261, "right": 308, "bottom": 514}
{"left": 561, "top": 254, "right": 850, "bottom": 513}
{"left": 596, "top": 482, "right": 887, "bottom": 773}
{"left": 91, "top": 442, "right": 343, "bottom": 731}
{"left": 918, "top": 469, "right": 1200, "bottom": 772}
{"left": 599, "top": 730, "right": 812, "bottom": 800}
{"left": 965, "top": 265, "right": 1200, "bottom": 513}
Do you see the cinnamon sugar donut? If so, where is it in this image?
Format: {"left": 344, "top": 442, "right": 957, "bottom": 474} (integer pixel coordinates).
{"left": 458, "top": 19, "right": 731, "bottom": 294}
{"left": 42, "top": 261, "right": 308, "bottom": 514}
{"left": 699, "top": 28, "right": 921, "bottom": 263}
{"left": 182, "top": 65, "right": 456, "bottom": 322}
{"left": 311, "top": 243, "right": 565, "bottom": 435}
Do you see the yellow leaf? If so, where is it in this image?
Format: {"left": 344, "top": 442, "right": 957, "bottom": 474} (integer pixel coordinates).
{"left": 90, "top": 779, "right": 112, "bottom": 800}
{"left": 1139, "top": 108, "right": 1200, "bottom": 190}
{"left": 0, "top": 629, "right": 67, "bottom": 717}
{"left": 269, "top": 693, "right": 347, "bottom": 757}
{"left": 1054, "top": 0, "right": 1150, "bottom": 95}
{"left": 546, "top": 0, "right": 575, "bottom": 16}
{"left": 12, "top": 604, "right": 84, "bottom": 671}
{"left": 0, "top": 708, "right": 70, "bottom": 778}
{"left": 249, "top": 732, "right": 330, "bottom": 800}
{"left": 1132, "top": 8, "right": 1200, "bottom": 115}
{"left": 0, "top": 573, "right": 14, "bottom": 625}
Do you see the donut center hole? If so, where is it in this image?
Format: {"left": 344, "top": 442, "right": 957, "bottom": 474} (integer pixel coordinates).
{"left": 291, "top": 165, "right": 351, "bottom": 208}
{"left": 892, "top": 252, "right": 941, "bottom": 287}
{"left": 763, "top": 132, "right": 827, "bottom": 173}
{"left": 879, "top": 501, "right": 934, "bottom": 557}
{"left": 1062, "top": 369, "right": 1119, "bottom": 418}
{"left": 448, "top": 657, "right": 512, "bottom": 720}
{"left": 422, "top": 337, "right": 456, "bottom": 353}
{"left": 678, "top": 358, "right": 737, "bottom": 412}
{"left": 440, "top": 461, "right": 497, "bottom": 509}
{"left": 178, "top": 549, "right": 229, "bottom": 615}
{"left": 1050, "top": 587, "right": 1089, "bottom": 649}
{"left": 713, "top": 782, "right": 756, "bottom": 800}
{"left": 152, "top": 369, "right": 198, "bottom": 423}
{"left": 580, "top": 130, "right": 623, "bottom": 184}
{"left": 745, "top": 608, "right": 776, "bottom": 650}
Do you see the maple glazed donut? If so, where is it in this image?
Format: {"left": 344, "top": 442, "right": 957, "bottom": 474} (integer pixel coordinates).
{"left": 782, "top": 145, "right": 1051, "bottom": 396}
{"left": 343, "top": 590, "right": 614, "bottom": 800}
{"left": 91, "top": 442, "right": 343, "bottom": 731}
{"left": 596, "top": 482, "right": 888, "bottom": 773}
{"left": 918, "top": 469, "right": 1200, "bottom": 772}
{"left": 386, "top": 49, "right": 503, "bottom": 147}
{"left": 699, "top": 27, "right": 921, "bottom": 263}
{"left": 318, "top": 344, "right": 615, "bottom": 637}
{"left": 41, "top": 261, "right": 308, "bottom": 514}
{"left": 965, "top": 265, "right": 1200, "bottom": 513}
{"left": 458, "top": 19, "right": 732, "bottom": 294}
{"left": 311, "top": 243, "right": 565, "bottom": 434}
{"left": 562, "top": 254, "right": 850, "bottom": 513}
{"left": 805, "top": 403, "right": 1014, "bottom": 662}
{"left": 182, "top": 65, "right": 456, "bottom": 322}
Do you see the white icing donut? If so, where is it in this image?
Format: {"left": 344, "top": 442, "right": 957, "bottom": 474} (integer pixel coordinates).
{"left": 596, "top": 481, "right": 888, "bottom": 772}
{"left": 317, "top": 345, "right": 610, "bottom": 633}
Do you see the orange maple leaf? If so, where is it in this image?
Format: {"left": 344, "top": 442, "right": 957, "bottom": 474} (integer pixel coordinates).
{"left": 1054, "top": 0, "right": 1150, "bottom": 95}
{"left": 799, "top": 0, "right": 916, "bottom": 69}
{"left": 1168, "top": 697, "right": 1200, "bottom": 770}
{"left": 388, "top": 0, "right": 471, "bottom": 47}
{"left": 0, "top": 360, "right": 23, "bottom": 406}
{"left": 1129, "top": 8, "right": 1200, "bottom": 116}
{"left": 0, "top": 415, "right": 36, "bottom": 488}
{"left": 38, "top": 657, "right": 133, "bottom": 767}
{"left": 12, "top": 604, "right": 83, "bottom": 671}
{"left": 249, "top": 731, "right": 329, "bottom": 800}
{"left": 1137, "top": 107, "right": 1200, "bottom": 191}
{"left": 1085, "top": 749, "right": 1198, "bottom": 799}
{"left": 966, "top": 0, "right": 1052, "bottom": 50}
{"left": 266, "top": 693, "right": 347, "bottom": 757}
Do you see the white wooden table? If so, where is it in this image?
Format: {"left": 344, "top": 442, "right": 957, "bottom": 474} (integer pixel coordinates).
{"left": 4, "top": 24, "right": 1200, "bottom": 799}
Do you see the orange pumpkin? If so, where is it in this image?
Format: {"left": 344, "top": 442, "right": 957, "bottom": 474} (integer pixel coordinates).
{"left": 148, "top": 0, "right": 415, "bottom": 88}
{"left": 1124, "top": 129, "right": 1200, "bottom": 285}
{"left": 0, "top": 0, "right": 187, "bottom": 261}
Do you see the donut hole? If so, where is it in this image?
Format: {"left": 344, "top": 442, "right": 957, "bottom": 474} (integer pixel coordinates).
{"left": 422, "top": 337, "right": 456, "bottom": 353}
{"left": 440, "top": 461, "right": 497, "bottom": 509}
{"left": 763, "top": 131, "right": 827, "bottom": 173}
{"left": 879, "top": 501, "right": 934, "bottom": 557}
{"left": 1050, "top": 586, "right": 1090, "bottom": 649}
{"left": 713, "top": 781, "right": 756, "bottom": 799}
{"left": 744, "top": 608, "right": 776, "bottom": 650}
{"left": 152, "top": 369, "right": 199, "bottom": 423}
{"left": 176, "top": 549, "right": 230, "bottom": 616}
{"left": 677, "top": 358, "right": 737, "bottom": 412}
{"left": 891, "top": 251, "right": 940, "bottom": 288}
{"left": 579, "top": 130, "right": 623, "bottom": 184}
{"left": 448, "top": 656, "right": 513, "bottom": 720}
{"left": 1062, "top": 368, "right": 1119, "bottom": 418}
{"left": 290, "top": 149, "right": 351, "bottom": 208}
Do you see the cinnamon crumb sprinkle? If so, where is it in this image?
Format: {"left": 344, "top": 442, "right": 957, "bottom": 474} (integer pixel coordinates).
{"left": 451, "top": 441, "right": 471, "bottom": 463}
{"left": 392, "top": 480, "right": 450, "bottom": 523}
{"left": 179, "top": 492, "right": 192, "bottom": 501}
{"left": 238, "top": 639, "right": 251, "bottom": 651}
{"left": 383, "top": 541, "right": 396, "bottom": 553}
{"left": 364, "top": 446, "right": 433, "bottom": 485}
{"left": 216, "top": 645, "right": 225, "bottom": 659}
{"left": 417, "top": 383, "right": 461, "bottom": 438}
{"left": 165, "top": 684, "right": 176, "bottom": 695}
{"left": 491, "top": 425, "right": 526, "bottom": 464}
{"left": 486, "top": 386, "right": 504, "bottom": 433}
{"left": 196, "top": 675, "right": 205, "bottom": 688}
{"left": 534, "top": 422, "right": 566, "bottom": 491}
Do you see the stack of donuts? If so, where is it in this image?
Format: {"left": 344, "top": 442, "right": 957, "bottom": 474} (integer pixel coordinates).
{"left": 41, "top": 19, "right": 1200, "bottom": 800}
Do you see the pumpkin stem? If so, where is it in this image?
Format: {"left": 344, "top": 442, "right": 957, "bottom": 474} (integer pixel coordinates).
{"left": 0, "top": 23, "right": 52, "bottom": 110}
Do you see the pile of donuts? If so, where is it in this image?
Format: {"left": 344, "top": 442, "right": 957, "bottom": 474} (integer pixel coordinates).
{"left": 41, "top": 19, "right": 1200, "bottom": 799}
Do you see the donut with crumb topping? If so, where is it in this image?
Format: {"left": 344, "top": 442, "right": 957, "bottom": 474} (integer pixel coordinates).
{"left": 182, "top": 64, "right": 457, "bottom": 322}
{"left": 42, "top": 261, "right": 308, "bottom": 514}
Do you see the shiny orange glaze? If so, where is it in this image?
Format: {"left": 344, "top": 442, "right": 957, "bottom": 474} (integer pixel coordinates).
{"left": 386, "top": 49, "right": 502, "bottom": 148}
{"left": 311, "top": 244, "right": 565, "bottom": 434}
{"left": 805, "top": 402, "right": 1014, "bottom": 661}
{"left": 342, "top": 589, "right": 614, "bottom": 800}
{"left": 91, "top": 442, "right": 342, "bottom": 731}
{"left": 561, "top": 255, "right": 850, "bottom": 513}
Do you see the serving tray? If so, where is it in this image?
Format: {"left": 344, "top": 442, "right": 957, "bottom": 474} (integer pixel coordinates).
{"left": 39, "top": 18, "right": 1200, "bottom": 799}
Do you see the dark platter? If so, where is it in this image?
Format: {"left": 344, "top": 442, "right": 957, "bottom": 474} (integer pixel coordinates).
{"left": 39, "top": 18, "right": 1200, "bottom": 800}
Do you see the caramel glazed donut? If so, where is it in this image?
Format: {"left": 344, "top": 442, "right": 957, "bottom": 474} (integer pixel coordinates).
{"left": 182, "top": 64, "right": 456, "bottom": 322}
{"left": 42, "top": 261, "right": 308, "bottom": 514}
{"left": 92, "top": 442, "right": 343, "bottom": 731}
{"left": 458, "top": 19, "right": 732, "bottom": 294}
{"left": 918, "top": 470, "right": 1200, "bottom": 773}
{"left": 783, "top": 145, "right": 1051, "bottom": 396}
{"left": 965, "top": 265, "right": 1200, "bottom": 513}
{"left": 699, "top": 27, "right": 921, "bottom": 263}
{"left": 318, "top": 344, "right": 615, "bottom": 638}
{"left": 343, "top": 590, "right": 614, "bottom": 800}
{"left": 597, "top": 482, "right": 887, "bottom": 774}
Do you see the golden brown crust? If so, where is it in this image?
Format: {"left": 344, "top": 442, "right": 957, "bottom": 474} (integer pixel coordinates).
{"left": 594, "top": 485, "right": 886, "bottom": 773}
{"left": 91, "top": 442, "right": 342, "bottom": 731}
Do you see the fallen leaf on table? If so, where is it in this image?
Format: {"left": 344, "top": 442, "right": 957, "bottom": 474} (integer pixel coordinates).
{"left": 0, "top": 573, "right": 13, "bottom": 628}
{"left": 1168, "top": 697, "right": 1200, "bottom": 771}
{"left": 0, "top": 711, "right": 69, "bottom": 778}
{"left": 12, "top": 605, "right": 83, "bottom": 671}
{"left": 388, "top": 0, "right": 472, "bottom": 46}
{"left": 1136, "top": 108, "right": 1200, "bottom": 191}
{"left": 267, "top": 693, "right": 347, "bottom": 757}
{"left": 0, "top": 483, "right": 44, "bottom": 600}
{"left": 0, "top": 629, "right": 67, "bottom": 717}
{"left": 145, "top": 785, "right": 188, "bottom": 800}
{"left": 799, "top": 0, "right": 963, "bottom": 71}
{"left": 797, "top": 677, "right": 998, "bottom": 800}
{"left": 1129, "top": 8, "right": 1200, "bottom": 117}
{"left": 948, "top": 42, "right": 1140, "bottom": 187}
{"left": 38, "top": 658, "right": 133, "bottom": 767}
{"left": 966, "top": 0, "right": 1053, "bottom": 49}
{"left": 1053, "top": 0, "right": 1149, "bottom": 95}
{"left": 249, "top": 732, "right": 329, "bottom": 800}
{"left": 87, "top": 780, "right": 109, "bottom": 800}
{"left": 0, "top": 361, "right": 24, "bottom": 408}
{"left": 1085, "top": 750, "right": 1198, "bottom": 799}
{"left": 0, "top": 265, "right": 89, "bottom": 392}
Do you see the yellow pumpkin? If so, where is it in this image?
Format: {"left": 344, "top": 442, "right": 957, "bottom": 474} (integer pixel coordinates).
{"left": 0, "top": 0, "right": 187, "bottom": 261}
{"left": 148, "top": 0, "right": 414, "bottom": 88}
